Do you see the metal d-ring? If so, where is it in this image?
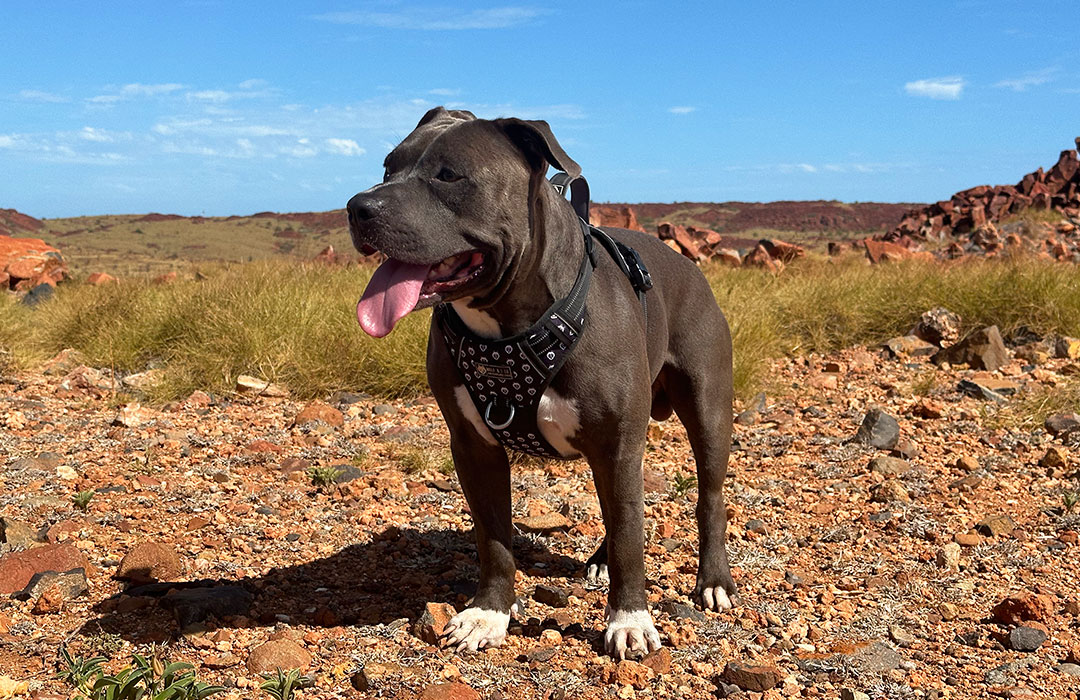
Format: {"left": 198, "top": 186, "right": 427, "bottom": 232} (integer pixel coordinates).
{"left": 484, "top": 401, "right": 515, "bottom": 430}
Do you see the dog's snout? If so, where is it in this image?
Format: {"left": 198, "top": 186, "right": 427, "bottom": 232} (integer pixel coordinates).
{"left": 347, "top": 192, "right": 382, "bottom": 223}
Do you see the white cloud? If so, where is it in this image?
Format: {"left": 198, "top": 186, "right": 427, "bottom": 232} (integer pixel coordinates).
{"left": 429, "top": 88, "right": 461, "bottom": 96}
{"left": 325, "top": 138, "right": 364, "bottom": 156}
{"left": 0, "top": 135, "right": 14, "bottom": 148}
{"left": 314, "top": 7, "right": 545, "bottom": 30}
{"left": 121, "top": 82, "right": 184, "bottom": 96}
{"left": 187, "top": 90, "right": 233, "bottom": 102}
{"left": 994, "top": 68, "right": 1056, "bottom": 92}
{"left": 87, "top": 95, "right": 122, "bottom": 104}
{"left": 668, "top": 106, "right": 696, "bottom": 114}
{"left": 18, "top": 89, "right": 67, "bottom": 103}
{"left": 239, "top": 78, "right": 269, "bottom": 90}
{"left": 904, "top": 77, "right": 964, "bottom": 100}
{"left": 80, "top": 126, "right": 112, "bottom": 142}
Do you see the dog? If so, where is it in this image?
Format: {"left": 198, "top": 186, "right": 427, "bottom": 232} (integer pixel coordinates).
{"left": 347, "top": 107, "right": 738, "bottom": 659}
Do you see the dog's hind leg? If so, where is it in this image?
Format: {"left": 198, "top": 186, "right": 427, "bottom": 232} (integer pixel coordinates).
{"left": 584, "top": 536, "right": 609, "bottom": 585}
{"left": 663, "top": 325, "right": 740, "bottom": 611}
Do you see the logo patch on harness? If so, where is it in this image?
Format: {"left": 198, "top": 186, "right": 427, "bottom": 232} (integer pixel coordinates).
{"left": 475, "top": 363, "right": 514, "bottom": 380}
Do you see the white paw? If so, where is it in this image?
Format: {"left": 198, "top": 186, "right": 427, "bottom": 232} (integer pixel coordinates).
{"left": 585, "top": 562, "right": 609, "bottom": 586}
{"left": 699, "top": 586, "right": 733, "bottom": 611}
{"left": 604, "top": 608, "right": 662, "bottom": 659}
{"left": 443, "top": 608, "right": 510, "bottom": 653}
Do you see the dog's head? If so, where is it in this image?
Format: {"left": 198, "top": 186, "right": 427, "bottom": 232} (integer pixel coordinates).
{"left": 348, "top": 106, "right": 579, "bottom": 337}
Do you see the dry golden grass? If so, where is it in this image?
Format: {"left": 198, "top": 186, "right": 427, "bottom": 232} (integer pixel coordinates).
{"left": 2, "top": 256, "right": 1079, "bottom": 404}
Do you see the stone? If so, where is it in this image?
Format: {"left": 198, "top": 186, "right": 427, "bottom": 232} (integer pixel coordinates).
{"left": 0, "top": 518, "right": 41, "bottom": 548}
{"left": 1045, "top": 413, "right": 1080, "bottom": 438}
{"left": 868, "top": 456, "right": 910, "bottom": 476}
{"left": 246, "top": 639, "right": 311, "bottom": 673}
{"left": 758, "top": 238, "right": 805, "bottom": 262}
{"left": 976, "top": 514, "right": 1016, "bottom": 538}
{"left": 841, "top": 690, "right": 870, "bottom": 700}
{"left": 601, "top": 660, "right": 654, "bottom": 689}
{"left": 0, "top": 543, "right": 90, "bottom": 594}
{"left": 936, "top": 543, "right": 961, "bottom": 571}
{"left": 657, "top": 599, "right": 706, "bottom": 622}
{"left": 854, "top": 409, "right": 900, "bottom": 450}
{"left": 235, "top": 374, "right": 289, "bottom": 398}
{"left": 16, "top": 568, "right": 88, "bottom": 604}
{"left": 516, "top": 513, "right": 571, "bottom": 534}
{"left": 112, "top": 402, "right": 154, "bottom": 427}
{"left": 1039, "top": 447, "right": 1069, "bottom": 470}
{"left": 352, "top": 661, "right": 414, "bottom": 691}
{"left": 745, "top": 518, "right": 768, "bottom": 535}
{"left": 985, "top": 657, "right": 1038, "bottom": 686}
{"left": 991, "top": 591, "right": 1054, "bottom": 625}
{"left": 932, "top": 326, "right": 1009, "bottom": 371}
{"left": 913, "top": 307, "right": 961, "bottom": 346}
{"left": 1054, "top": 337, "right": 1080, "bottom": 360}
{"left": 641, "top": 647, "right": 672, "bottom": 675}
{"left": 291, "top": 401, "right": 344, "bottom": 429}
{"left": 888, "top": 625, "right": 915, "bottom": 647}
{"left": 160, "top": 586, "right": 253, "bottom": 630}
{"left": 884, "top": 335, "right": 937, "bottom": 358}
{"left": 871, "top": 480, "right": 910, "bottom": 504}
{"left": 116, "top": 541, "right": 182, "bottom": 583}
{"left": 1008, "top": 626, "right": 1047, "bottom": 652}
{"left": 958, "top": 378, "right": 1016, "bottom": 403}
{"left": 938, "top": 602, "right": 959, "bottom": 621}
{"left": 419, "top": 683, "right": 482, "bottom": 700}
{"left": 533, "top": 585, "right": 569, "bottom": 608}
{"left": 86, "top": 272, "right": 117, "bottom": 285}
{"left": 414, "top": 602, "right": 457, "bottom": 644}
{"left": 722, "top": 661, "right": 781, "bottom": 692}
{"left": 1058, "top": 663, "right": 1080, "bottom": 678}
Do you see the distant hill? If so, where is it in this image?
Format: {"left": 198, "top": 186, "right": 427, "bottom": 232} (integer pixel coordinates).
{"left": 0, "top": 200, "right": 920, "bottom": 276}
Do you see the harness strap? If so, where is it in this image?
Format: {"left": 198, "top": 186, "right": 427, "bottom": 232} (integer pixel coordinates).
{"left": 549, "top": 171, "right": 590, "bottom": 222}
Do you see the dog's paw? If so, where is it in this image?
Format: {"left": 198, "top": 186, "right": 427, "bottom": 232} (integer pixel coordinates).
{"left": 443, "top": 608, "right": 510, "bottom": 653}
{"left": 585, "top": 562, "right": 609, "bottom": 586}
{"left": 696, "top": 585, "right": 737, "bottom": 612}
{"left": 604, "top": 608, "right": 662, "bottom": 660}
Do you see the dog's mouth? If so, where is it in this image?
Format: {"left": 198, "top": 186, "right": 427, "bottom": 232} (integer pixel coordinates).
{"left": 357, "top": 250, "right": 486, "bottom": 337}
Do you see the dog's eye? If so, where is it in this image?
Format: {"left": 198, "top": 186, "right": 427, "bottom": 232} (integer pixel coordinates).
{"left": 435, "top": 167, "right": 463, "bottom": 183}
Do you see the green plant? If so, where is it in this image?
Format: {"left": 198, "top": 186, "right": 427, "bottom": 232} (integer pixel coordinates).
{"left": 672, "top": 473, "right": 698, "bottom": 497}
{"left": 259, "top": 669, "right": 312, "bottom": 700}
{"left": 438, "top": 454, "right": 456, "bottom": 475}
{"left": 308, "top": 465, "right": 344, "bottom": 490}
{"left": 57, "top": 647, "right": 225, "bottom": 700}
{"left": 396, "top": 446, "right": 433, "bottom": 474}
{"left": 73, "top": 489, "right": 96, "bottom": 511}
{"left": 1065, "top": 491, "right": 1079, "bottom": 514}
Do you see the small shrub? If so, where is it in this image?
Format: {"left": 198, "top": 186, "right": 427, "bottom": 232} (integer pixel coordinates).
{"left": 308, "top": 466, "right": 343, "bottom": 490}
{"left": 57, "top": 647, "right": 225, "bottom": 700}
{"left": 672, "top": 473, "right": 698, "bottom": 497}
{"left": 260, "top": 669, "right": 312, "bottom": 700}
{"left": 73, "top": 490, "right": 95, "bottom": 511}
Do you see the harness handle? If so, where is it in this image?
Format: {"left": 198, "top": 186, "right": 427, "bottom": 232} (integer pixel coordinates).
{"left": 550, "top": 172, "right": 590, "bottom": 222}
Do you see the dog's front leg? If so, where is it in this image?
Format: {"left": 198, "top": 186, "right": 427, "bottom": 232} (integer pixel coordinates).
{"left": 442, "top": 427, "right": 516, "bottom": 652}
{"left": 590, "top": 443, "right": 662, "bottom": 659}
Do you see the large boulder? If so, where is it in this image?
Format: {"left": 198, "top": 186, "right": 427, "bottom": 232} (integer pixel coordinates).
{"left": 932, "top": 326, "right": 1009, "bottom": 371}
{"left": 0, "top": 234, "right": 68, "bottom": 291}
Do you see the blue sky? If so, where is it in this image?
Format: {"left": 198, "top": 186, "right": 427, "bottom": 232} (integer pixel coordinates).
{"left": 1, "top": 1, "right": 1078, "bottom": 218}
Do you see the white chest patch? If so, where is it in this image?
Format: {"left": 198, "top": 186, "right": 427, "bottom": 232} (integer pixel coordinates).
{"left": 451, "top": 300, "right": 501, "bottom": 338}
{"left": 454, "top": 385, "right": 497, "bottom": 446}
{"left": 537, "top": 389, "right": 582, "bottom": 458}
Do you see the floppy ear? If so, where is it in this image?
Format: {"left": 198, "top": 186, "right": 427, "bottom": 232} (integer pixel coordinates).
{"left": 416, "top": 106, "right": 477, "bottom": 129}
{"left": 495, "top": 118, "right": 581, "bottom": 178}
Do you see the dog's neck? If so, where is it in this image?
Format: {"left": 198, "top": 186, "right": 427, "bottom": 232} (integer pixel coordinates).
{"left": 453, "top": 179, "right": 585, "bottom": 339}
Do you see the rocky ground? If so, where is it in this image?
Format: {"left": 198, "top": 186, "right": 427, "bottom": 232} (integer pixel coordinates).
{"left": 1, "top": 335, "right": 1080, "bottom": 700}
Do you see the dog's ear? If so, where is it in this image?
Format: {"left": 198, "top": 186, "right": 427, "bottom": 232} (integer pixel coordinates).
{"left": 495, "top": 118, "right": 581, "bottom": 178}
{"left": 416, "top": 106, "right": 477, "bottom": 129}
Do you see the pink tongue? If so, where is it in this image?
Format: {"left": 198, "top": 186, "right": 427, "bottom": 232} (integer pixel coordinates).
{"left": 356, "top": 258, "right": 431, "bottom": 337}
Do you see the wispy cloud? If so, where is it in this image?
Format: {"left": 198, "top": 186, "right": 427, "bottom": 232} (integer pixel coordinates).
{"left": 79, "top": 127, "right": 113, "bottom": 142}
{"left": 0, "top": 134, "right": 15, "bottom": 148}
{"left": 325, "top": 138, "right": 365, "bottom": 156}
{"left": 994, "top": 68, "right": 1056, "bottom": 91}
{"left": 668, "top": 106, "right": 696, "bottom": 115}
{"left": 120, "top": 82, "right": 185, "bottom": 96}
{"left": 313, "top": 7, "right": 545, "bottom": 30}
{"left": 18, "top": 89, "right": 68, "bottom": 103}
{"left": 429, "top": 88, "right": 461, "bottom": 96}
{"left": 904, "top": 76, "right": 964, "bottom": 100}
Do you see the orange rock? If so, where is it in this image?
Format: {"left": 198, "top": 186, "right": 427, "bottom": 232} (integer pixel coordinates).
{"left": 991, "top": 591, "right": 1055, "bottom": 625}
{"left": 419, "top": 683, "right": 481, "bottom": 700}
{"left": 116, "top": 541, "right": 182, "bottom": 583}
{"left": 0, "top": 543, "right": 90, "bottom": 594}
{"left": 246, "top": 639, "right": 311, "bottom": 673}
{"left": 86, "top": 272, "right": 118, "bottom": 285}
{"left": 600, "top": 660, "right": 654, "bottom": 689}
{"left": 291, "top": 401, "right": 344, "bottom": 429}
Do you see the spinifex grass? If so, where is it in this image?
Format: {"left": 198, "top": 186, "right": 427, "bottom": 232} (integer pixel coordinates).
{"left": 3, "top": 256, "right": 1079, "bottom": 402}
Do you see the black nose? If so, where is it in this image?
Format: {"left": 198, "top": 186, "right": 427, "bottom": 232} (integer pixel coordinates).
{"left": 347, "top": 192, "right": 382, "bottom": 223}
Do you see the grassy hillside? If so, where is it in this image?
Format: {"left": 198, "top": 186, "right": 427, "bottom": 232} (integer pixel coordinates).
{"left": 3, "top": 256, "right": 1078, "bottom": 406}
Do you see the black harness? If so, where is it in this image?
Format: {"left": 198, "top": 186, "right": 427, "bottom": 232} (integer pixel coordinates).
{"left": 436, "top": 173, "right": 652, "bottom": 459}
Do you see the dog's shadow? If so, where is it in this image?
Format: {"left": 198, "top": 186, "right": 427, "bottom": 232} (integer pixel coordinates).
{"left": 79, "top": 526, "right": 585, "bottom": 644}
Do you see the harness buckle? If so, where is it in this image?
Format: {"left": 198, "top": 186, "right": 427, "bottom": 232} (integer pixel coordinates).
{"left": 484, "top": 401, "right": 516, "bottom": 431}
